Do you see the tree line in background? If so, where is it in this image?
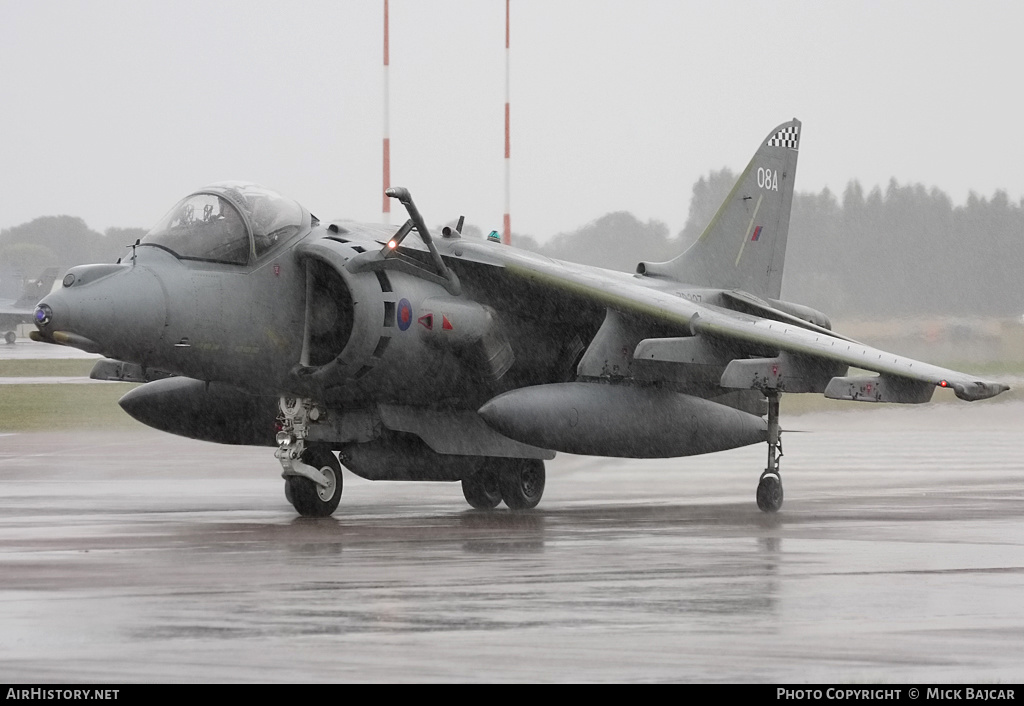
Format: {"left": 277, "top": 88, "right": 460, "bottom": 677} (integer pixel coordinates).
{"left": 2, "top": 173, "right": 1022, "bottom": 319}
{"left": 528, "top": 169, "right": 1024, "bottom": 319}
{"left": 0, "top": 217, "right": 146, "bottom": 299}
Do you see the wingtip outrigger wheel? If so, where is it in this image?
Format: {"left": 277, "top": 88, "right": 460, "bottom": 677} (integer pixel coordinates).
{"left": 757, "top": 390, "right": 784, "bottom": 513}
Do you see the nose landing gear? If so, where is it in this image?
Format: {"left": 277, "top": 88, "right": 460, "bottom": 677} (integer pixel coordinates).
{"left": 285, "top": 445, "right": 342, "bottom": 518}
{"left": 276, "top": 396, "right": 342, "bottom": 517}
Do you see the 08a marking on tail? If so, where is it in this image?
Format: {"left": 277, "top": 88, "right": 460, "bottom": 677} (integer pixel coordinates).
{"left": 757, "top": 167, "right": 779, "bottom": 191}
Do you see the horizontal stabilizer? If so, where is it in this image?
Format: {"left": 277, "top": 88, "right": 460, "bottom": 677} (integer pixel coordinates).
{"left": 720, "top": 290, "right": 851, "bottom": 341}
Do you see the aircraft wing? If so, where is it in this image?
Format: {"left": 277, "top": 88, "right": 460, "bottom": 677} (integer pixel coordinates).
{"left": 455, "top": 240, "right": 1009, "bottom": 404}
{"left": 686, "top": 306, "right": 1007, "bottom": 402}
{"left": 0, "top": 302, "right": 35, "bottom": 316}
{"left": 0, "top": 301, "right": 38, "bottom": 338}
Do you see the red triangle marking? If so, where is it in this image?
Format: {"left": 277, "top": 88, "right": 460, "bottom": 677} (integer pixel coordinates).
{"left": 418, "top": 314, "right": 433, "bottom": 330}
{"left": 442, "top": 315, "right": 453, "bottom": 330}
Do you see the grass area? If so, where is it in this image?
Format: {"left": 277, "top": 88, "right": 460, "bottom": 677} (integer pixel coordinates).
{"left": 930, "top": 360, "right": 1024, "bottom": 376}
{"left": 781, "top": 384, "right": 1021, "bottom": 415}
{"left": 0, "top": 358, "right": 98, "bottom": 377}
{"left": 781, "top": 393, "right": 906, "bottom": 416}
{"left": 1, "top": 352, "right": 1017, "bottom": 431}
{"left": 0, "top": 383, "right": 144, "bottom": 431}
{"left": 778, "top": 362, "right": 1022, "bottom": 415}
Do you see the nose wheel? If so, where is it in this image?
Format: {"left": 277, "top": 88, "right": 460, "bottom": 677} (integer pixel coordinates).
{"left": 757, "top": 391, "right": 784, "bottom": 513}
{"left": 276, "top": 396, "right": 341, "bottom": 517}
{"left": 285, "top": 445, "right": 342, "bottom": 517}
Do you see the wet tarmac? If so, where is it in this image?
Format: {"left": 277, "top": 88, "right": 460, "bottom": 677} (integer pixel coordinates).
{"left": 1, "top": 401, "right": 1023, "bottom": 683}
{"left": 0, "top": 377, "right": 109, "bottom": 385}
{"left": 0, "top": 339, "right": 98, "bottom": 360}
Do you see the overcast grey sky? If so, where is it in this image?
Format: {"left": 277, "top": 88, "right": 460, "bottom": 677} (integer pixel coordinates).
{"left": 2, "top": 1, "right": 1022, "bottom": 242}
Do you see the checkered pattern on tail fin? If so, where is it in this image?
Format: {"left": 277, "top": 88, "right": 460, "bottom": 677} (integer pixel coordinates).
{"left": 637, "top": 119, "right": 801, "bottom": 300}
{"left": 766, "top": 124, "right": 800, "bottom": 150}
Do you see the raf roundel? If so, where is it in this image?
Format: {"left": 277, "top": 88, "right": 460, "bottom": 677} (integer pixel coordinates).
{"left": 397, "top": 298, "right": 413, "bottom": 331}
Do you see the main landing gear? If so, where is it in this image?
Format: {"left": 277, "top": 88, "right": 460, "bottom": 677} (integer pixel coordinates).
{"left": 757, "top": 390, "right": 784, "bottom": 513}
{"left": 462, "top": 458, "right": 546, "bottom": 511}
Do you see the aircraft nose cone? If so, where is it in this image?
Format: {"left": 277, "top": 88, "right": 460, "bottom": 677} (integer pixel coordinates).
{"left": 30, "top": 291, "right": 104, "bottom": 354}
{"left": 33, "top": 303, "right": 52, "bottom": 328}
{"left": 33, "top": 290, "right": 69, "bottom": 334}
{"left": 30, "top": 263, "right": 167, "bottom": 359}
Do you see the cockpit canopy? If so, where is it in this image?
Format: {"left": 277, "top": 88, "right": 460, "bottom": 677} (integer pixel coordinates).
{"left": 142, "top": 181, "right": 305, "bottom": 265}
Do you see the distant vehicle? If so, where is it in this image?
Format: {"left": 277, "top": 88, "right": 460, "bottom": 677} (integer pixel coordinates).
{"left": 31, "top": 120, "right": 1009, "bottom": 516}
{"left": 0, "top": 267, "right": 58, "bottom": 344}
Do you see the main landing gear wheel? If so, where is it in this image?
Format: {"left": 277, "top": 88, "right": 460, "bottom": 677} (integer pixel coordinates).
{"left": 286, "top": 446, "right": 342, "bottom": 517}
{"left": 462, "top": 467, "right": 502, "bottom": 510}
{"left": 757, "top": 390, "right": 784, "bottom": 513}
{"left": 498, "top": 458, "right": 546, "bottom": 510}
{"left": 757, "top": 472, "right": 784, "bottom": 513}
{"left": 4, "top": 331, "right": 15, "bottom": 345}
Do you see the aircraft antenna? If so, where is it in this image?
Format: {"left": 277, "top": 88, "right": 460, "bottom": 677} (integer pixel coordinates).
{"left": 502, "top": 0, "right": 511, "bottom": 245}
{"left": 382, "top": 0, "right": 391, "bottom": 224}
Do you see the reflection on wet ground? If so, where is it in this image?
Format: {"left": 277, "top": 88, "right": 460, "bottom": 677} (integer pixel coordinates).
{"left": 1, "top": 403, "right": 1023, "bottom": 682}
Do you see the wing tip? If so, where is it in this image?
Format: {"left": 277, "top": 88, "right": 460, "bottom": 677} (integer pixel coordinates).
{"left": 950, "top": 380, "right": 1011, "bottom": 402}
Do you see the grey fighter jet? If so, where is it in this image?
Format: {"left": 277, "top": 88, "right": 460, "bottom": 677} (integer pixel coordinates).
{"left": 31, "top": 120, "right": 1009, "bottom": 516}
{"left": 1, "top": 267, "right": 58, "bottom": 344}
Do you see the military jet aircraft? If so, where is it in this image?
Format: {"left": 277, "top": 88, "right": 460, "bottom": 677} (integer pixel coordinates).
{"left": 31, "top": 119, "right": 1009, "bottom": 516}
{"left": 1, "top": 267, "right": 58, "bottom": 344}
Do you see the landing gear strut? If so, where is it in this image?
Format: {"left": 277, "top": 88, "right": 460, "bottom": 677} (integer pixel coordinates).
{"left": 757, "top": 390, "right": 784, "bottom": 513}
{"left": 286, "top": 445, "right": 342, "bottom": 517}
{"left": 276, "top": 396, "right": 342, "bottom": 517}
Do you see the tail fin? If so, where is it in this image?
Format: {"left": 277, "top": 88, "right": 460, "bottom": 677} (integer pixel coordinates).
{"left": 14, "top": 267, "right": 59, "bottom": 308}
{"left": 638, "top": 119, "right": 800, "bottom": 299}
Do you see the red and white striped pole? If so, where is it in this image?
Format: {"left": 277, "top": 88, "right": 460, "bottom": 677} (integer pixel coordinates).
{"left": 382, "top": 0, "right": 391, "bottom": 224}
{"left": 502, "top": 0, "right": 511, "bottom": 245}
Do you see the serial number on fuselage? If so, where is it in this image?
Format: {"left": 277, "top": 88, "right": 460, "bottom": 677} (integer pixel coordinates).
{"left": 674, "top": 292, "right": 702, "bottom": 303}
